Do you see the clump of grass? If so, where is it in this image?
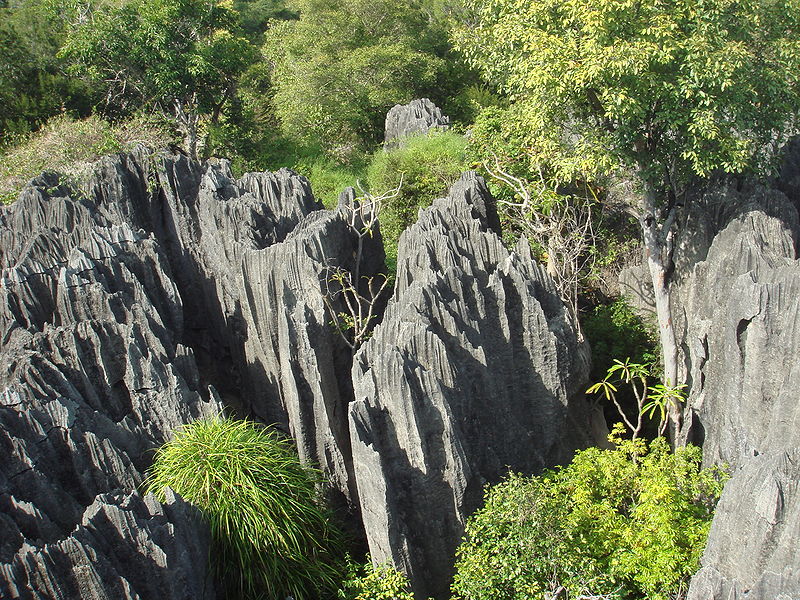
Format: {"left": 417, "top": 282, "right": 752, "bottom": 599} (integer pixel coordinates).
{"left": 145, "top": 416, "right": 344, "bottom": 600}
{"left": 0, "top": 113, "right": 173, "bottom": 204}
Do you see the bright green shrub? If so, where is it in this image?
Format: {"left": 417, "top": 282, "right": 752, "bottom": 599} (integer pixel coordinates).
{"left": 338, "top": 559, "right": 414, "bottom": 600}
{"left": 452, "top": 428, "right": 726, "bottom": 600}
{"left": 366, "top": 131, "right": 468, "bottom": 268}
{"left": 0, "top": 113, "right": 173, "bottom": 204}
{"left": 145, "top": 416, "right": 344, "bottom": 600}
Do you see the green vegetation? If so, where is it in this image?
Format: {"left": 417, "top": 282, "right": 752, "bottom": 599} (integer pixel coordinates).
{"left": 59, "top": 0, "right": 256, "bottom": 158}
{"left": 582, "top": 299, "right": 659, "bottom": 383}
{"left": 0, "top": 0, "right": 100, "bottom": 143}
{"left": 367, "top": 131, "right": 468, "bottom": 267}
{"left": 588, "top": 358, "right": 686, "bottom": 439}
{"left": 145, "top": 416, "right": 344, "bottom": 600}
{"left": 455, "top": 0, "right": 800, "bottom": 395}
{"left": 452, "top": 427, "right": 727, "bottom": 600}
{"left": 263, "top": 0, "right": 470, "bottom": 158}
{"left": 338, "top": 560, "right": 414, "bottom": 600}
{"left": 0, "top": 114, "right": 173, "bottom": 204}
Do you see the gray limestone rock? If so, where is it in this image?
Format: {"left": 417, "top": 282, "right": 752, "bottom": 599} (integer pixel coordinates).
{"left": 677, "top": 208, "right": 799, "bottom": 466}
{"left": 1, "top": 490, "right": 214, "bottom": 600}
{"left": 660, "top": 192, "right": 800, "bottom": 599}
{"left": 687, "top": 449, "right": 800, "bottom": 600}
{"left": 0, "top": 163, "right": 221, "bottom": 598}
{"left": 0, "top": 148, "right": 375, "bottom": 598}
{"left": 349, "top": 172, "right": 593, "bottom": 598}
{"left": 384, "top": 98, "right": 451, "bottom": 149}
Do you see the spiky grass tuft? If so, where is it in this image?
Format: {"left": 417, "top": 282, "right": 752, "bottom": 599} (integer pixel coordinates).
{"left": 145, "top": 416, "right": 344, "bottom": 599}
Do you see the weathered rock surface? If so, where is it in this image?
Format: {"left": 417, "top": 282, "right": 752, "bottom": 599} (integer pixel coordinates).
{"left": 688, "top": 449, "right": 800, "bottom": 600}
{"left": 1, "top": 490, "right": 213, "bottom": 600}
{"left": 614, "top": 176, "right": 800, "bottom": 598}
{"left": 677, "top": 206, "right": 800, "bottom": 465}
{"left": 384, "top": 98, "right": 450, "bottom": 149}
{"left": 349, "top": 172, "right": 593, "bottom": 598}
{"left": 0, "top": 165, "right": 221, "bottom": 597}
{"left": 0, "top": 149, "right": 375, "bottom": 597}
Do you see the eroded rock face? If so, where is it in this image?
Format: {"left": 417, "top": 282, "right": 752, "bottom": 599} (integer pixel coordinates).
{"left": 384, "top": 98, "right": 450, "bottom": 149}
{"left": 2, "top": 151, "right": 599, "bottom": 598}
{"left": 349, "top": 172, "right": 593, "bottom": 599}
{"left": 1, "top": 490, "right": 213, "bottom": 600}
{"left": 687, "top": 450, "right": 800, "bottom": 600}
{"left": 623, "top": 185, "right": 800, "bottom": 599}
{"left": 0, "top": 165, "right": 220, "bottom": 598}
{"left": 0, "top": 149, "right": 375, "bottom": 597}
{"left": 677, "top": 208, "right": 800, "bottom": 465}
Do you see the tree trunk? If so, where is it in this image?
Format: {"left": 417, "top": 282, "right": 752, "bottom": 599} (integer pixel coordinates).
{"left": 639, "top": 182, "right": 682, "bottom": 434}
{"left": 174, "top": 98, "right": 200, "bottom": 160}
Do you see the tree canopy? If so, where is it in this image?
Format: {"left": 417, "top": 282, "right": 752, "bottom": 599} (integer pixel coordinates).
{"left": 455, "top": 0, "right": 800, "bottom": 186}
{"left": 60, "top": 0, "right": 256, "bottom": 157}
{"left": 455, "top": 0, "right": 800, "bottom": 397}
{"left": 263, "top": 0, "right": 466, "bottom": 157}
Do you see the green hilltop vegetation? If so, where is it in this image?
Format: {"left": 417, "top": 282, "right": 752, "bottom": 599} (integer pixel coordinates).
{"left": 1, "top": 0, "right": 798, "bottom": 597}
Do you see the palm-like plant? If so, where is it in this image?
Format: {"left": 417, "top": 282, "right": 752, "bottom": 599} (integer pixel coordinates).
{"left": 587, "top": 358, "right": 685, "bottom": 439}
{"left": 145, "top": 416, "right": 344, "bottom": 599}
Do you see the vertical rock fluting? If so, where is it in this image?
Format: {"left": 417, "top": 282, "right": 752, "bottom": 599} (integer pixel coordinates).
{"left": 0, "top": 170, "right": 220, "bottom": 598}
{"left": 665, "top": 188, "right": 800, "bottom": 598}
{"left": 687, "top": 450, "right": 800, "bottom": 600}
{"left": 349, "top": 173, "right": 593, "bottom": 598}
{"left": 677, "top": 207, "right": 800, "bottom": 465}
{"left": 0, "top": 149, "right": 378, "bottom": 597}
{"left": 81, "top": 151, "right": 379, "bottom": 505}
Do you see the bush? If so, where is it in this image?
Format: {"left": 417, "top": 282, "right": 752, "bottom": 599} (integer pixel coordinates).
{"left": 582, "top": 298, "right": 659, "bottom": 383}
{"left": 452, "top": 428, "right": 727, "bottom": 600}
{"left": 366, "top": 131, "right": 468, "bottom": 268}
{"left": 338, "top": 559, "right": 414, "bottom": 600}
{"left": 0, "top": 113, "right": 174, "bottom": 204}
{"left": 145, "top": 416, "right": 344, "bottom": 600}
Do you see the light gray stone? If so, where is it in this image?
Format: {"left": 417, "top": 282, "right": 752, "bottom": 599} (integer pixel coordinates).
{"left": 350, "top": 172, "right": 593, "bottom": 598}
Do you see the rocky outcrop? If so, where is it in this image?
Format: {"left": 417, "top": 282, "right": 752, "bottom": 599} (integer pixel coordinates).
{"left": 349, "top": 172, "right": 593, "bottom": 599}
{"left": 1, "top": 149, "right": 600, "bottom": 598}
{"left": 0, "top": 167, "right": 221, "bottom": 597}
{"left": 236, "top": 208, "right": 385, "bottom": 504}
{"left": 614, "top": 177, "right": 800, "bottom": 598}
{"left": 384, "top": 98, "right": 450, "bottom": 149}
{"left": 0, "top": 149, "right": 376, "bottom": 597}
{"left": 677, "top": 206, "right": 800, "bottom": 465}
{"left": 675, "top": 203, "right": 800, "bottom": 599}
{"left": 687, "top": 449, "right": 800, "bottom": 600}
{"left": 1, "top": 490, "right": 213, "bottom": 600}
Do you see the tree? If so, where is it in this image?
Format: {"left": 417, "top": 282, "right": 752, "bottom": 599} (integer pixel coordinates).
{"left": 455, "top": 0, "right": 800, "bottom": 430}
{"left": 59, "top": 0, "right": 256, "bottom": 158}
{"left": 0, "top": 0, "right": 98, "bottom": 141}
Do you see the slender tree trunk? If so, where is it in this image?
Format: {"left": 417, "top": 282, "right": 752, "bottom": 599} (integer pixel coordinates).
{"left": 174, "top": 97, "right": 200, "bottom": 160}
{"left": 639, "top": 182, "right": 682, "bottom": 434}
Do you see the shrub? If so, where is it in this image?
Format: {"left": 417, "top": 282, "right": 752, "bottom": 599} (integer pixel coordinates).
{"left": 0, "top": 113, "right": 173, "bottom": 204}
{"left": 452, "top": 427, "right": 727, "bottom": 600}
{"left": 338, "top": 559, "right": 414, "bottom": 600}
{"left": 145, "top": 416, "right": 344, "bottom": 600}
{"left": 366, "top": 131, "right": 468, "bottom": 268}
